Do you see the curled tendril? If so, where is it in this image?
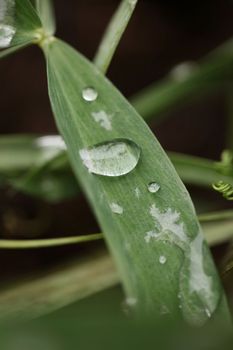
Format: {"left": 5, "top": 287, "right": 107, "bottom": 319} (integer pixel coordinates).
{"left": 212, "top": 180, "right": 233, "bottom": 200}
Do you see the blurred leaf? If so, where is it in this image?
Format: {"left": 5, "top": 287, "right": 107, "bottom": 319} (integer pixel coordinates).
{"left": 170, "top": 152, "right": 233, "bottom": 188}
{"left": 9, "top": 155, "right": 79, "bottom": 202}
{"left": 0, "top": 217, "right": 231, "bottom": 325}
{"left": 0, "top": 0, "right": 42, "bottom": 54}
{"left": 0, "top": 135, "right": 79, "bottom": 202}
{"left": 0, "top": 248, "right": 118, "bottom": 322}
{"left": 203, "top": 219, "right": 233, "bottom": 246}
{"left": 131, "top": 39, "right": 233, "bottom": 123}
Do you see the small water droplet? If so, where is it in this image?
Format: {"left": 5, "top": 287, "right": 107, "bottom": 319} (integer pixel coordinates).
{"left": 79, "top": 138, "right": 141, "bottom": 177}
{"left": 0, "top": 24, "right": 16, "bottom": 48}
{"left": 82, "top": 87, "right": 98, "bottom": 102}
{"left": 110, "top": 202, "right": 123, "bottom": 215}
{"left": 159, "top": 255, "right": 167, "bottom": 264}
{"left": 148, "top": 182, "right": 160, "bottom": 193}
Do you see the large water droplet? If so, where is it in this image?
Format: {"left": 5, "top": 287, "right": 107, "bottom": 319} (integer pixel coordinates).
{"left": 148, "top": 182, "right": 160, "bottom": 193}
{"left": 82, "top": 87, "right": 98, "bottom": 102}
{"left": 79, "top": 139, "right": 141, "bottom": 176}
{"left": 0, "top": 24, "right": 16, "bottom": 48}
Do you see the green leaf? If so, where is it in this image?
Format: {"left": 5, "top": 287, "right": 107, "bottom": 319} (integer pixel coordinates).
{"left": 0, "top": 0, "right": 42, "bottom": 52}
{"left": 42, "top": 38, "right": 231, "bottom": 326}
{"left": 170, "top": 152, "right": 233, "bottom": 188}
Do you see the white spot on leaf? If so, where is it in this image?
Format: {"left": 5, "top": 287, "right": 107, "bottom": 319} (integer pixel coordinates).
{"left": 110, "top": 202, "right": 123, "bottom": 215}
{"left": 91, "top": 110, "right": 112, "bottom": 130}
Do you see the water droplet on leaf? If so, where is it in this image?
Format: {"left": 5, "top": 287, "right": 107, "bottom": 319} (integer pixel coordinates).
{"left": 79, "top": 139, "right": 141, "bottom": 176}
{"left": 82, "top": 87, "right": 98, "bottom": 102}
{"left": 159, "top": 255, "right": 167, "bottom": 264}
{"left": 148, "top": 182, "right": 160, "bottom": 193}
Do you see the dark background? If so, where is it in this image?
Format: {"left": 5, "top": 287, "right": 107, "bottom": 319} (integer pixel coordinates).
{"left": 0, "top": 0, "right": 233, "bottom": 291}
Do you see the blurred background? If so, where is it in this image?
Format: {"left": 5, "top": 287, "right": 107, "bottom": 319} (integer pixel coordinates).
{"left": 0, "top": 0, "right": 233, "bottom": 325}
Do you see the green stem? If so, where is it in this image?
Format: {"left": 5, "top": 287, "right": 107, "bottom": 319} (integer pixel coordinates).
{"left": 198, "top": 209, "right": 233, "bottom": 222}
{"left": 94, "top": 0, "right": 138, "bottom": 74}
{"left": 203, "top": 220, "right": 233, "bottom": 246}
{"left": 0, "top": 233, "right": 102, "bottom": 249}
{"left": 170, "top": 152, "right": 233, "bottom": 187}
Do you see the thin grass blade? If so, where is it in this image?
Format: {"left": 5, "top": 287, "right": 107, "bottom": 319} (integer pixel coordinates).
{"left": 0, "top": 248, "right": 118, "bottom": 321}
{"left": 94, "top": 0, "right": 138, "bottom": 74}
{"left": 35, "top": 0, "right": 55, "bottom": 36}
{"left": 131, "top": 39, "right": 233, "bottom": 123}
{"left": 0, "top": 233, "right": 102, "bottom": 249}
